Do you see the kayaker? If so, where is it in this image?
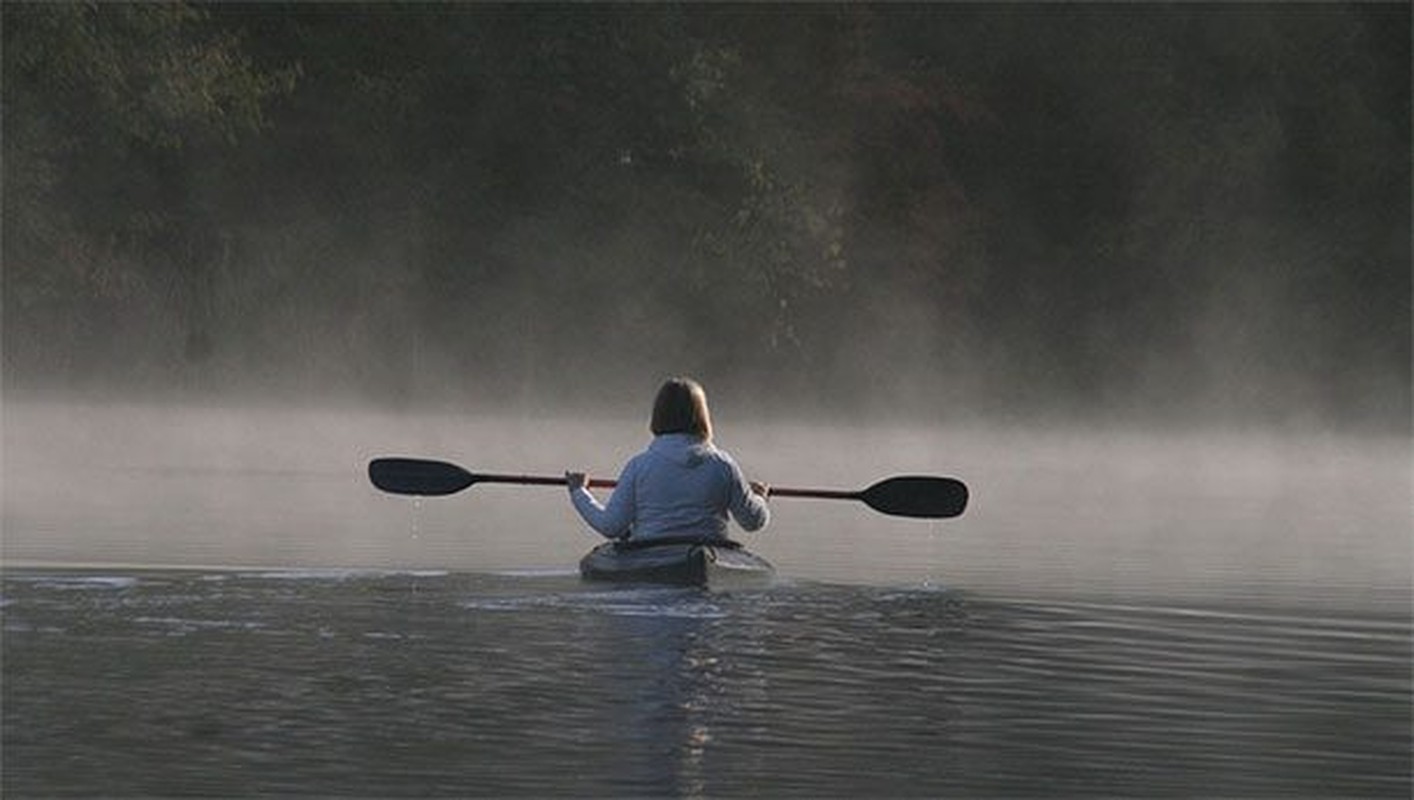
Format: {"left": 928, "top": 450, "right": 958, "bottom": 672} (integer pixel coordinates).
{"left": 565, "top": 377, "right": 770, "bottom": 543}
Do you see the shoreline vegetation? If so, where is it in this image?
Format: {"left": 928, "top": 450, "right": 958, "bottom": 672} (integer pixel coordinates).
{"left": 2, "top": 4, "right": 1408, "bottom": 431}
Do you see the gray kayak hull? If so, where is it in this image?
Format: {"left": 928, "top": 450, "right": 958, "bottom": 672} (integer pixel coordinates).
{"left": 578, "top": 539, "right": 774, "bottom": 586}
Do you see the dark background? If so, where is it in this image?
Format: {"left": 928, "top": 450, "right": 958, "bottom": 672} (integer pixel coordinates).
{"left": 4, "top": 3, "right": 1408, "bottom": 427}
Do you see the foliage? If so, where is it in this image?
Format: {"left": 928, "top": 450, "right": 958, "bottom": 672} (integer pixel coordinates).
{"left": 2, "top": 3, "right": 1407, "bottom": 425}
{"left": 4, "top": 2, "right": 294, "bottom": 385}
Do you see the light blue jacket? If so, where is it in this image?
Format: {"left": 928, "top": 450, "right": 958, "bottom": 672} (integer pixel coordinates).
{"left": 570, "top": 433, "right": 769, "bottom": 541}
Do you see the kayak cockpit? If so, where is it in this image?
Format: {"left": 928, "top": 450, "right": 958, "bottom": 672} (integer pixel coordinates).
{"left": 578, "top": 537, "right": 774, "bottom": 587}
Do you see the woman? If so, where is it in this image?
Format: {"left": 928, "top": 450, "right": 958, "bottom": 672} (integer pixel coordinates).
{"left": 566, "top": 377, "right": 769, "bottom": 543}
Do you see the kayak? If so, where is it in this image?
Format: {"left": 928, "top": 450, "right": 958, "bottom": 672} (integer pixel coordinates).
{"left": 579, "top": 537, "right": 774, "bottom": 587}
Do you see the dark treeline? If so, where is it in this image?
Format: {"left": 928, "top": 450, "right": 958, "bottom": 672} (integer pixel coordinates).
{"left": 4, "top": 3, "right": 1408, "bottom": 426}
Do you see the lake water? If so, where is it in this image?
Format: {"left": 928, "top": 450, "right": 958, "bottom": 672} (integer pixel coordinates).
{"left": 3, "top": 569, "right": 1408, "bottom": 797}
{"left": 2, "top": 401, "right": 1410, "bottom": 796}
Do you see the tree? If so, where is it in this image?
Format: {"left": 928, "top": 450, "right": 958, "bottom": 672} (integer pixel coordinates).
{"left": 3, "top": 2, "right": 292, "bottom": 387}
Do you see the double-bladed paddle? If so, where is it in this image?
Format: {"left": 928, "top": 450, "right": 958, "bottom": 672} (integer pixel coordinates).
{"left": 368, "top": 457, "right": 968, "bottom": 519}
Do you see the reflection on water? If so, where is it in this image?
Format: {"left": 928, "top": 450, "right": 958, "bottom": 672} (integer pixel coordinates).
{"left": 2, "top": 569, "right": 1409, "bottom": 797}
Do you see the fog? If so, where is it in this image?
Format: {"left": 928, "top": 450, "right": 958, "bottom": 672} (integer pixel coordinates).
{"left": 4, "top": 400, "right": 1408, "bottom": 613}
{"left": 2, "top": 5, "right": 1409, "bottom": 607}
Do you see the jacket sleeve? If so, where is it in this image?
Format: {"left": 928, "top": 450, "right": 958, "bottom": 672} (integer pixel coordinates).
{"left": 723, "top": 456, "right": 769, "bottom": 532}
{"left": 570, "top": 459, "right": 637, "bottom": 538}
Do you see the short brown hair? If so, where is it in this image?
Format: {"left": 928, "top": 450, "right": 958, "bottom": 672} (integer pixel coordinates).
{"left": 650, "top": 377, "right": 713, "bottom": 440}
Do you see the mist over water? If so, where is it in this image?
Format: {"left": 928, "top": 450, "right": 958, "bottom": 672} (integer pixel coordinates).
{"left": 4, "top": 399, "right": 1407, "bottom": 613}
{"left": 4, "top": 7, "right": 1410, "bottom": 796}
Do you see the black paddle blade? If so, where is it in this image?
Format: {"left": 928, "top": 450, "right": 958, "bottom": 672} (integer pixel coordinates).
{"left": 368, "top": 458, "right": 475, "bottom": 496}
{"left": 860, "top": 476, "right": 969, "bottom": 518}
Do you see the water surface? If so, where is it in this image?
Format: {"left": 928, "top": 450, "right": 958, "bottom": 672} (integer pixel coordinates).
{"left": 3, "top": 568, "right": 1408, "bottom": 797}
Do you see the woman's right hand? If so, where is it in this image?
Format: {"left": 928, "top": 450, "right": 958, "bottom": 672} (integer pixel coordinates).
{"left": 565, "top": 471, "right": 587, "bottom": 491}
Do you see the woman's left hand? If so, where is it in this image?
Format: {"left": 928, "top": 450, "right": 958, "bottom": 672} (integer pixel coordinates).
{"left": 750, "top": 481, "right": 770, "bottom": 499}
{"left": 565, "top": 471, "right": 588, "bottom": 491}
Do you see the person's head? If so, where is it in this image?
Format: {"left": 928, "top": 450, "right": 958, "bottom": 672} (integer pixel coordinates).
{"left": 650, "top": 377, "right": 713, "bottom": 441}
